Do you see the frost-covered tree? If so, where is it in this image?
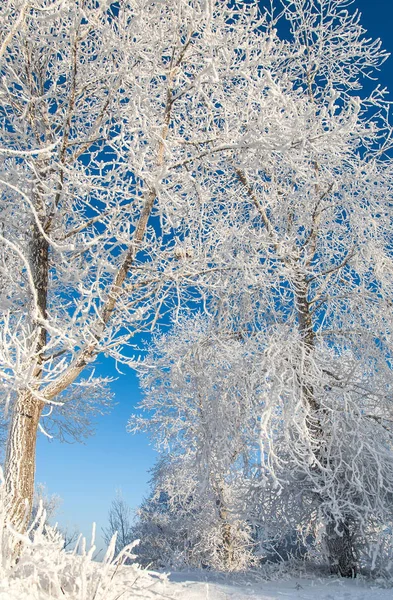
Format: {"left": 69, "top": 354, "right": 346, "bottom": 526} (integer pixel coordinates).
{"left": 200, "top": 0, "right": 393, "bottom": 577}
{"left": 131, "top": 316, "right": 261, "bottom": 571}
{"left": 30, "top": 483, "right": 61, "bottom": 526}
{"left": 130, "top": 484, "right": 188, "bottom": 570}
{"left": 0, "top": 0, "right": 285, "bottom": 530}
{"left": 30, "top": 483, "right": 78, "bottom": 550}
{"left": 134, "top": 0, "right": 393, "bottom": 577}
{"left": 131, "top": 311, "right": 311, "bottom": 570}
{"left": 2, "top": 0, "right": 393, "bottom": 579}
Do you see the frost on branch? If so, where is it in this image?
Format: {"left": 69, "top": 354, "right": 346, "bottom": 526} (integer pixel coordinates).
{"left": 131, "top": 315, "right": 268, "bottom": 571}
{"left": 1, "top": 0, "right": 393, "bottom": 580}
{"left": 0, "top": 0, "right": 290, "bottom": 529}
{"left": 130, "top": 0, "right": 393, "bottom": 566}
{"left": 180, "top": 0, "right": 393, "bottom": 577}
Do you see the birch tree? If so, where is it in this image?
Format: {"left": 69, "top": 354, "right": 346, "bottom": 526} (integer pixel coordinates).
{"left": 0, "top": 0, "right": 283, "bottom": 530}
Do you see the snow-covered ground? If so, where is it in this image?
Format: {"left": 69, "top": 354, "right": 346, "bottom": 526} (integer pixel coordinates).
{"left": 2, "top": 565, "right": 392, "bottom": 600}
{"left": 0, "top": 487, "right": 390, "bottom": 600}
{"left": 167, "top": 572, "right": 393, "bottom": 599}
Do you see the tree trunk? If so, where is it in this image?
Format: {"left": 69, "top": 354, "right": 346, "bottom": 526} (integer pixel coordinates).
{"left": 3, "top": 77, "right": 172, "bottom": 530}
{"left": 221, "top": 519, "right": 234, "bottom": 571}
{"left": 4, "top": 188, "right": 49, "bottom": 531}
{"left": 325, "top": 518, "right": 357, "bottom": 578}
{"left": 294, "top": 275, "right": 358, "bottom": 576}
{"left": 4, "top": 390, "right": 44, "bottom": 530}
{"left": 214, "top": 482, "right": 235, "bottom": 571}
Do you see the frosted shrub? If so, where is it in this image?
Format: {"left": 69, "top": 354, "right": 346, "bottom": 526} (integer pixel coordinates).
{"left": 0, "top": 470, "right": 170, "bottom": 599}
{"left": 133, "top": 487, "right": 255, "bottom": 572}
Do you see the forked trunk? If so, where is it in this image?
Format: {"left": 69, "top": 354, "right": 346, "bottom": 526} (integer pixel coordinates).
{"left": 4, "top": 389, "right": 44, "bottom": 530}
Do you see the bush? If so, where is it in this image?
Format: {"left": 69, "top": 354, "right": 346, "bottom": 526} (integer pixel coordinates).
{"left": 0, "top": 469, "right": 171, "bottom": 599}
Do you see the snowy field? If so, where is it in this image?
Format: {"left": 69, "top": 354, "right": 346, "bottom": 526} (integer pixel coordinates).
{"left": 0, "top": 499, "right": 391, "bottom": 600}
{"left": 0, "top": 490, "right": 386, "bottom": 600}
{"left": 169, "top": 573, "right": 393, "bottom": 600}
{"left": 1, "top": 564, "right": 392, "bottom": 600}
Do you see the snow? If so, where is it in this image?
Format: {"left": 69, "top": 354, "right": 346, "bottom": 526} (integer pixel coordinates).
{"left": 1, "top": 566, "right": 392, "bottom": 600}
{"left": 168, "top": 573, "right": 392, "bottom": 600}
{"left": 0, "top": 481, "right": 390, "bottom": 600}
{"left": 2, "top": 0, "right": 393, "bottom": 596}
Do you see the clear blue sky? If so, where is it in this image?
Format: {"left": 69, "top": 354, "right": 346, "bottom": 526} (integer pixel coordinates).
{"left": 35, "top": 0, "right": 393, "bottom": 555}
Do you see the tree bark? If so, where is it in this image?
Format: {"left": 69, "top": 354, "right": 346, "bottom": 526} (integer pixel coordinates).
{"left": 4, "top": 390, "right": 44, "bottom": 530}
{"left": 325, "top": 518, "right": 357, "bottom": 578}
{"left": 294, "top": 275, "right": 357, "bottom": 577}
{"left": 221, "top": 519, "right": 234, "bottom": 571}
{"left": 214, "top": 482, "right": 235, "bottom": 571}
{"left": 4, "top": 190, "right": 48, "bottom": 531}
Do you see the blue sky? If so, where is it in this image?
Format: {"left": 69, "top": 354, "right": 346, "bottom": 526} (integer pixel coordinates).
{"left": 35, "top": 0, "right": 393, "bottom": 555}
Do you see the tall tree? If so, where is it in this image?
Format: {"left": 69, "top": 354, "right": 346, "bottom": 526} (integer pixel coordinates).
{"left": 102, "top": 492, "right": 133, "bottom": 559}
{"left": 203, "top": 0, "right": 393, "bottom": 577}
{"left": 133, "top": 0, "right": 393, "bottom": 576}
{"left": 0, "top": 0, "right": 284, "bottom": 530}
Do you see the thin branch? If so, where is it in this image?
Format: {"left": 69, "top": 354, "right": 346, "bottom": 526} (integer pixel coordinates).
{"left": 307, "top": 250, "right": 356, "bottom": 283}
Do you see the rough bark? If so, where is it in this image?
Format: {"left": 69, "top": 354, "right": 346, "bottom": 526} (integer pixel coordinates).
{"left": 221, "top": 519, "right": 234, "bottom": 570}
{"left": 4, "top": 390, "right": 44, "bottom": 530}
{"left": 325, "top": 518, "right": 357, "bottom": 578}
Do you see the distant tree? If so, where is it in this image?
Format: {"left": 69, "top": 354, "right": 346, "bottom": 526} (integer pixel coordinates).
{"left": 128, "top": 478, "right": 184, "bottom": 570}
{"left": 30, "top": 483, "right": 78, "bottom": 550}
{"left": 61, "top": 527, "right": 79, "bottom": 552}
{"left": 102, "top": 492, "right": 134, "bottom": 559}
{"left": 30, "top": 483, "right": 61, "bottom": 528}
